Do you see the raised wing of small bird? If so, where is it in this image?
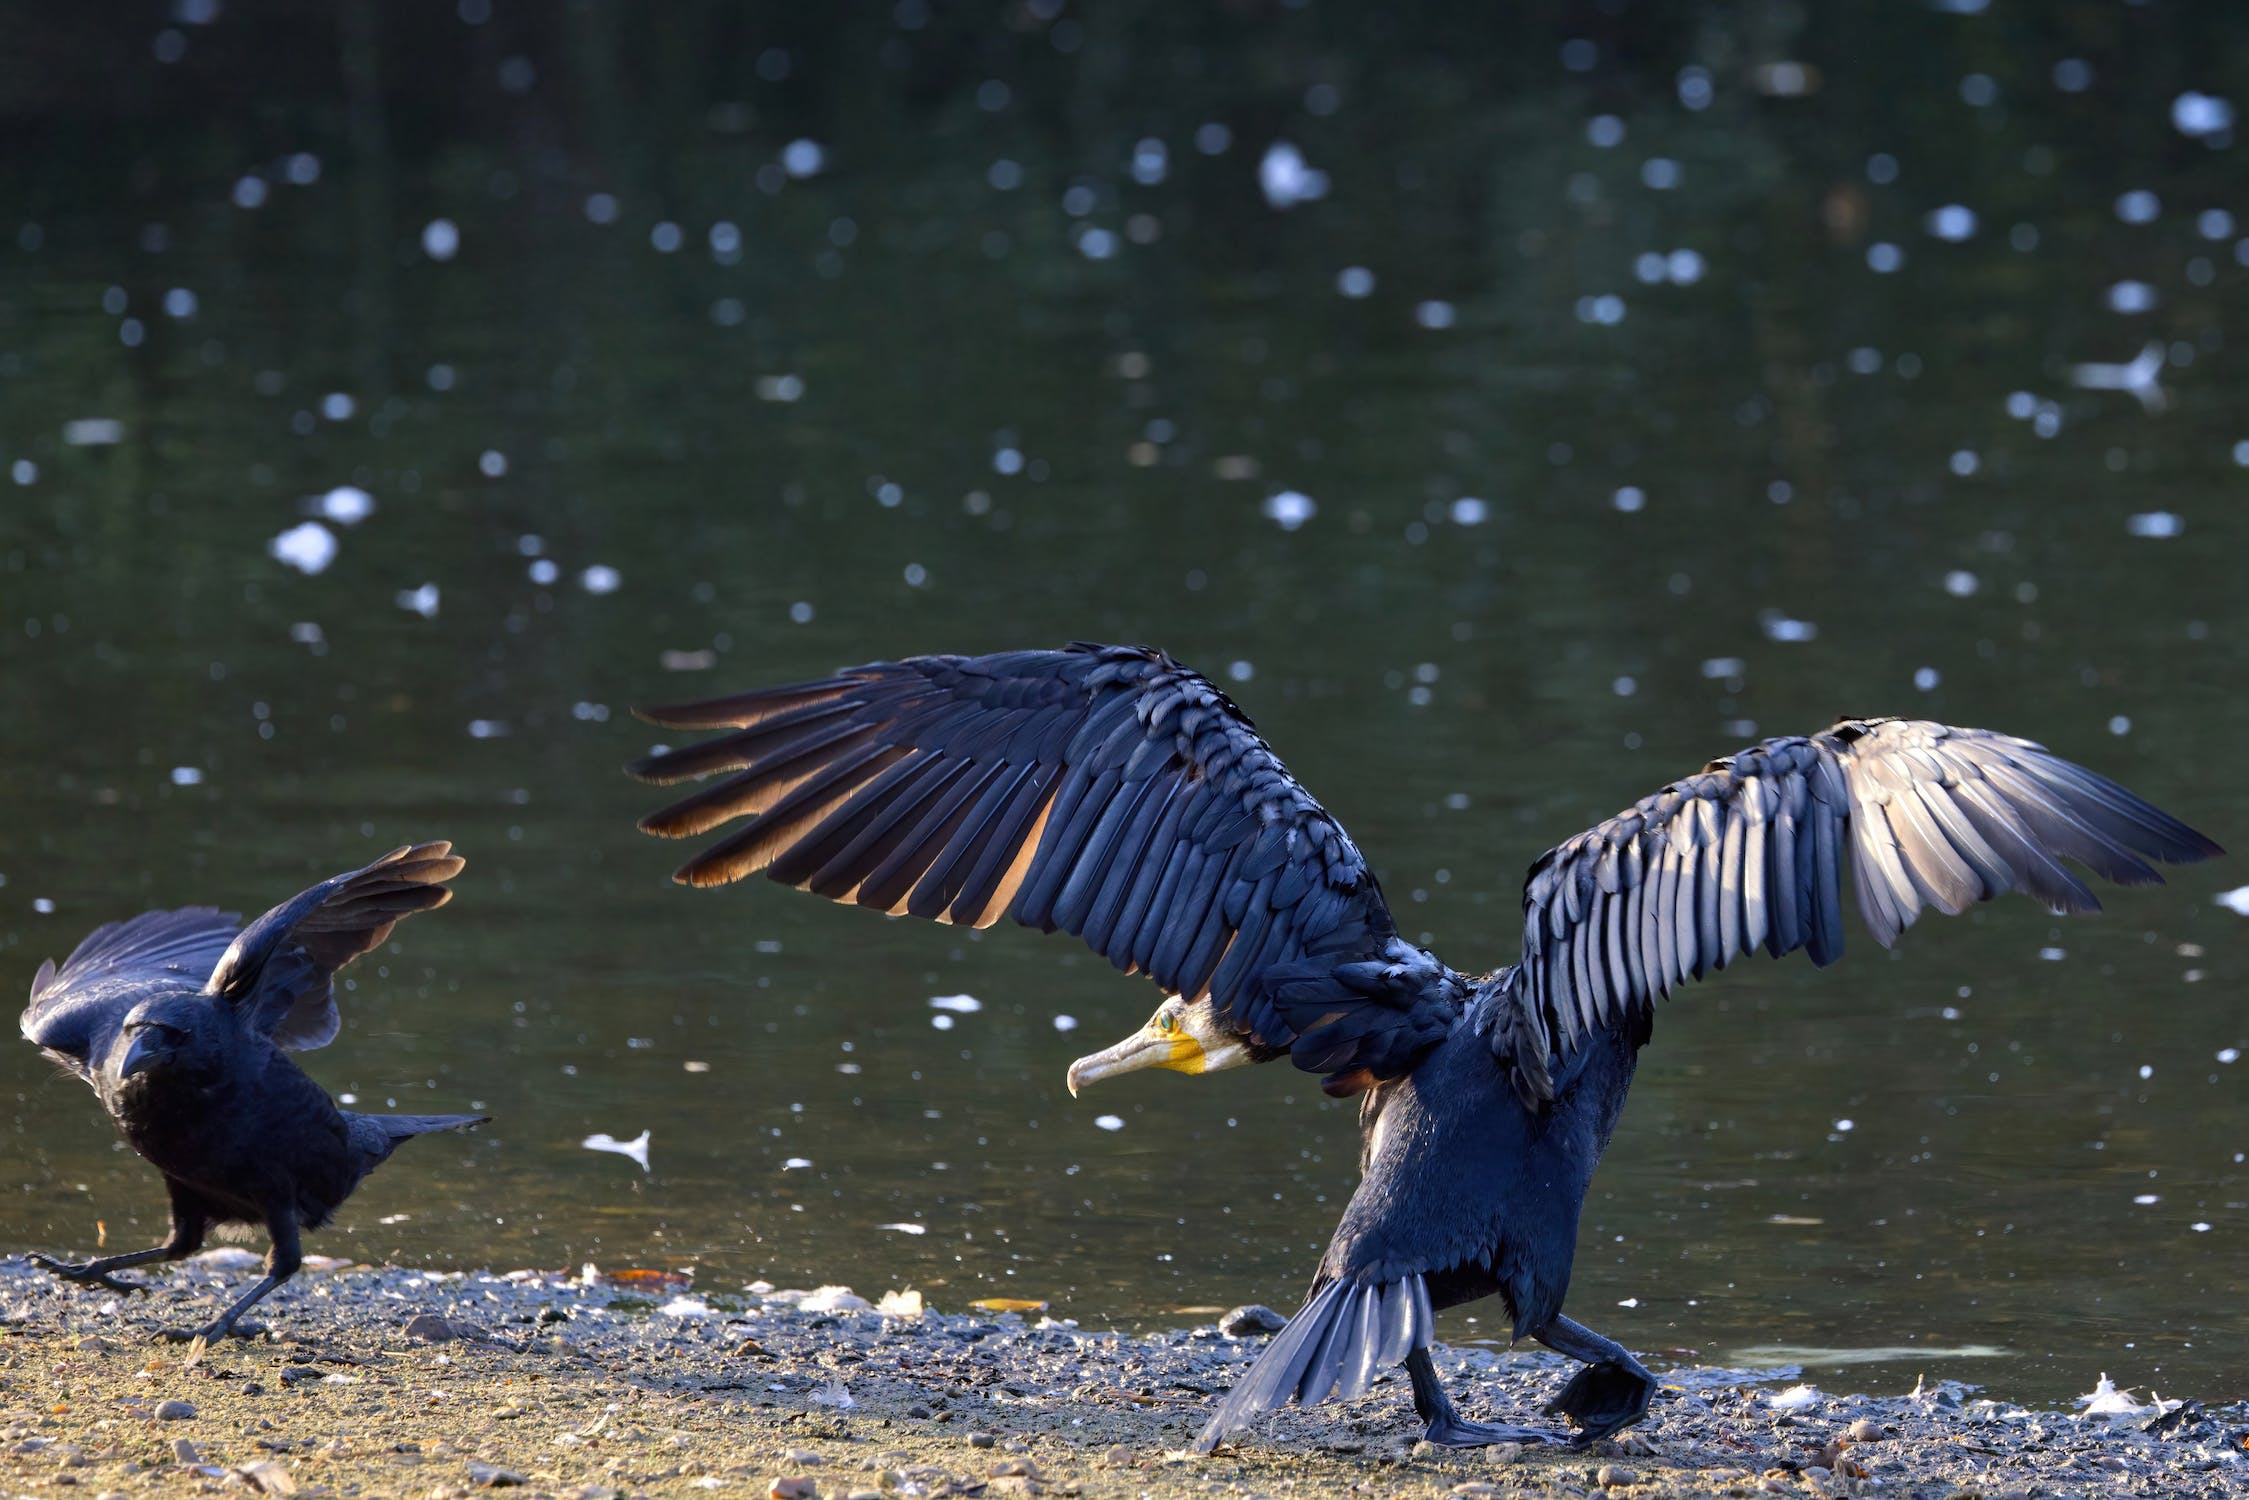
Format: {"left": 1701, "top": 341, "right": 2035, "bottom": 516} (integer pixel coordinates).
{"left": 1497, "top": 719, "right": 2222, "bottom": 1101}
{"left": 630, "top": 644, "right": 1458, "bottom": 1089}
{"left": 21, "top": 841, "right": 464, "bottom": 1072}
{"left": 23, "top": 909, "right": 242, "bottom": 1078}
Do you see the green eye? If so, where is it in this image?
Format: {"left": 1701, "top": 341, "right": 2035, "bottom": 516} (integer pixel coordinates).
{"left": 1158, "top": 1013, "right": 1175, "bottom": 1033}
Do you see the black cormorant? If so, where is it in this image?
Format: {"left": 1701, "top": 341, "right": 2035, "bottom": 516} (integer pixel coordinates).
{"left": 627, "top": 644, "right": 2218, "bottom": 1450}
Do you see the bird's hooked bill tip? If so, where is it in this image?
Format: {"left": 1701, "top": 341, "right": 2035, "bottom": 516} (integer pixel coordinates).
{"left": 1065, "top": 1027, "right": 1201, "bottom": 1095}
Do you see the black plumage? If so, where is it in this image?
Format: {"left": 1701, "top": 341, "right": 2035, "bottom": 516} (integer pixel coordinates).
{"left": 19, "top": 843, "right": 486, "bottom": 1342}
{"left": 630, "top": 643, "right": 2221, "bottom": 1450}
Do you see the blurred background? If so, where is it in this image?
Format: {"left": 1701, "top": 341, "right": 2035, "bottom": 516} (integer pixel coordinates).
{"left": 0, "top": 0, "right": 2243, "bottom": 1404}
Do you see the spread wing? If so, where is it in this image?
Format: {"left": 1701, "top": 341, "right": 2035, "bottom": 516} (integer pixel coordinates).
{"left": 1502, "top": 718, "right": 2221, "bottom": 1101}
{"left": 630, "top": 643, "right": 1448, "bottom": 1084}
{"left": 206, "top": 841, "right": 465, "bottom": 1050}
{"left": 21, "top": 907, "right": 242, "bottom": 1077}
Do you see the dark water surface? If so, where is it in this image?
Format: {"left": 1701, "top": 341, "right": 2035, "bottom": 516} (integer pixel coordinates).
{"left": 1, "top": 3, "right": 2243, "bottom": 1405}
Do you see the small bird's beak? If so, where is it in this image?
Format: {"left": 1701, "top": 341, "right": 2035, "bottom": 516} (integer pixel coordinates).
{"left": 1066, "top": 1021, "right": 1206, "bottom": 1097}
{"left": 117, "top": 1030, "right": 162, "bottom": 1080}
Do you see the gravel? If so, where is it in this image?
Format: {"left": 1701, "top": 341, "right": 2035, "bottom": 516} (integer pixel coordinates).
{"left": 0, "top": 1254, "right": 2241, "bottom": 1498}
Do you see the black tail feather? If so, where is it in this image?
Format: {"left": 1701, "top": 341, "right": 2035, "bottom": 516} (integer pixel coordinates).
{"left": 1193, "top": 1273, "right": 1433, "bottom": 1452}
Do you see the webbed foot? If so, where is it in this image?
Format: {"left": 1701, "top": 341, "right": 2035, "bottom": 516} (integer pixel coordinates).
{"left": 1542, "top": 1358, "right": 1656, "bottom": 1446}
{"left": 28, "top": 1253, "right": 148, "bottom": 1296}
{"left": 1421, "top": 1415, "right": 1571, "bottom": 1448}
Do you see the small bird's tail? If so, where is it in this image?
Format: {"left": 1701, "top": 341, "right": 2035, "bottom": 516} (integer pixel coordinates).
{"left": 348, "top": 1112, "right": 489, "bottom": 1166}
{"left": 1192, "top": 1272, "right": 1434, "bottom": 1452}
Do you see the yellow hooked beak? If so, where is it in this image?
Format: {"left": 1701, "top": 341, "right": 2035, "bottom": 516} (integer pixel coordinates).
{"left": 1065, "top": 1013, "right": 1207, "bottom": 1097}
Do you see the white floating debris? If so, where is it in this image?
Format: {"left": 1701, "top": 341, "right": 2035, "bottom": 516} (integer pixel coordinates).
{"left": 2212, "top": 885, "right": 2249, "bottom": 915}
{"left": 2105, "top": 280, "right": 2158, "bottom": 314}
{"left": 798, "top": 1285, "right": 872, "bottom": 1312}
{"left": 928, "top": 994, "right": 982, "bottom": 1014}
{"left": 781, "top": 138, "right": 826, "bottom": 178}
{"left": 2126, "top": 511, "right": 2183, "bottom": 539}
{"left": 877, "top": 1222, "right": 928, "bottom": 1236}
{"left": 808, "top": 1382, "right": 856, "bottom": 1409}
{"left": 1616, "top": 1297, "right": 1640, "bottom": 1308}
{"left": 782, "top": 1157, "right": 813, "bottom": 1171}
{"left": 2068, "top": 342, "right": 2166, "bottom": 412}
{"left": 1052, "top": 1014, "right": 1078, "bottom": 1033}
{"left": 1258, "top": 141, "right": 1328, "bottom": 209}
{"left": 169, "top": 767, "right": 203, "bottom": 787}
{"left": 2171, "top": 91, "right": 2234, "bottom": 140}
{"left": 1769, "top": 1384, "right": 1822, "bottom": 1412}
{"left": 1759, "top": 611, "right": 1817, "bottom": 644}
{"left": 393, "top": 583, "right": 440, "bottom": 619}
{"left": 1093, "top": 1114, "right": 1125, "bottom": 1132}
{"left": 2115, "top": 189, "right": 2161, "bottom": 226}
{"left": 62, "top": 418, "right": 124, "bottom": 446}
{"left": 582, "top": 1129, "right": 651, "bottom": 1172}
{"left": 1924, "top": 204, "right": 1978, "bottom": 241}
{"left": 269, "top": 521, "right": 338, "bottom": 575}
{"left": 579, "top": 564, "right": 622, "bottom": 595}
{"left": 312, "top": 485, "right": 375, "bottom": 524}
{"left": 1262, "top": 490, "right": 1316, "bottom": 531}
{"left": 421, "top": 218, "right": 460, "bottom": 261}
{"left": 2218, "top": 1048, "right": 2240, "bottom": 1064}
{"left": 1834, "top": 1118, "right": 1855, "bottom": 1132}
{"left": 659, "top": 1296, "right": 713, "bottom": 1318}
{"left": 877, "top": 1288, "right": 925, "bottom": 1318}
{"left": 930, "top": 1014, "right": 954, "bottom": 1032}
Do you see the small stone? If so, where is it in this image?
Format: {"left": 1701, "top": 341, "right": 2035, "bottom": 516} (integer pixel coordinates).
{"left": 770, "top": 1478, "right": 818, "bottom": 1500}
{"left": 404, "top": 1313, "right": 458, "bottom": 1342}
{"left": 1411, "top": 1440, "right": 1438, "bottom": 1459}
{"left": 1844, "top": 1418, "right": 1881, "bottom": 1444}
{"left": 74, "top": 1335, "right": 113, "bottom": 1355}
{"left": 782, "top": 1449, "right": 824, "bottom": 1466}
{"left": 1485, "top": 1443, "right": 1524, "bottom": 1465}
{"left": 1452, "top": 1485, "right": 1502, "bottom": 1498}
{"left": 905, "top": 1405, "right": 932, "bottom": 1420}
{"left": 967, "top": 1433, "right": 996, "bottom": 1450}
{"left": 847, "top": 1492, "right": 883, "bottom": 1500}
{"left": 278, "top": 1365, "right": 322, "bottom": 1387}
{"left": 1596, "top": 1464, "right": 1638, "bottom": 1488}
{"left": 233, "top": 1460, "right": 298, "bottom": 1496}
{"left": 154, "top": 1400, "right": 196, "bottom": 1421}
{"left": 1217, "top": 1304, "right": 1288, "bottom": 1337}
{"left": 1100, "top": 1447, "right": 1134, "bottom": 1468}
{"left": 170, "top": 1439, "right": 200, "bottom": 1464}
{"left": 468, "top": 1460, "right": 527, "bottom": 1487}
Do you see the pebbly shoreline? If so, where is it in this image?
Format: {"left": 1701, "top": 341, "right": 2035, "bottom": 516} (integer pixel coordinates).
{"left": 0, "top": 1253, "right": 2240, "bottom": 1499}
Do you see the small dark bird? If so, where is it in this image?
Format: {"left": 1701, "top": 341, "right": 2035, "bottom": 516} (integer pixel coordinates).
{"left": 19, "top": 842, "right": 486, "bottom": 1342}
{"left": 627, "top": 645, "right": 2219, "bottom": 1451}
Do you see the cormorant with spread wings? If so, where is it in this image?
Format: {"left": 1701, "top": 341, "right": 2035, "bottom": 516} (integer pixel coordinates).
{"left": 629, "top": 643, "right": 2217, "bottom": 1450}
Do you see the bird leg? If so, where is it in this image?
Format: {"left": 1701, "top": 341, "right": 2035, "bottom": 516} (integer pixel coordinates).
{"left": 1405, "top": 1347, "right": 1572, "bottom": 1448}
{"left": 30, "top": 1194, "right": 208, "bottom": 1296}
{"left": 158, "top": 1209, "right": 299, "bottom": 1343}
{"left": 1533, "top": 1314, "right": 1658, "bottom": 1445}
